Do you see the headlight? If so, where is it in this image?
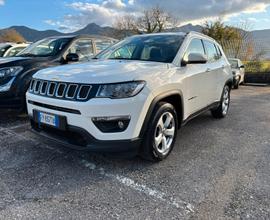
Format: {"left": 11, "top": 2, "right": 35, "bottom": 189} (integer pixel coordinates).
{"left": 96, "top": 81, "right": 146, "bottom": 99}
{"left": 0, "top": 66, "right": 23, "bottom": 78}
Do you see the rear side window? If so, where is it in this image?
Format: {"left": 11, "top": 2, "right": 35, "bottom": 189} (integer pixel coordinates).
{"left": 184, "top": 39, "right": 205, "bottom": 60}
{"left": 215, "top": 45, "right": 222, "bottom": 58}
{"left": 68, "top": 39, "right": 94, "bottom": 61}
{"left": 203, "top": 40, "right": 220, "bottom": 62}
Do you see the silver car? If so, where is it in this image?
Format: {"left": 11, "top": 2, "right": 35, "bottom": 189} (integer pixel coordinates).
{"left": 229, "top": 58, "right": 245, "bottom": 89}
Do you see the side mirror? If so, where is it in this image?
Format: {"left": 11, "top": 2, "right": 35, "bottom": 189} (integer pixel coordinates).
{"left": 182, "top": 53, "right": 207, "bottom": 66}
{"left": 239, "top": 65, "right": 244, "bottom": 69}
{"left": 66, "top": 53, "right": 79, "bottom": 62}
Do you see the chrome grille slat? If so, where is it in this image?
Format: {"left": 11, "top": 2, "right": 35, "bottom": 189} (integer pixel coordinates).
{"left": 65, "top": 84, "right": 78, "bottom": 99}
{"left": 29, "top": 79, "right": 35, "bottom": 92}
{"left": 47, "top": 82, "right": 57, "bottom": 97}
{"left": 77, "top": 85, "right": 92, "bottom": 100}
{"left": 29, "top": 79, "right": 92, "bottom": 101}
{"left": 40, "top": 81, "right": 48, "bottom": 95}
{"left": 34, "top": 80, "right": 41, "bottom": 94}
{"left": 56, "top": 83, "right": 67, "bottom": 98}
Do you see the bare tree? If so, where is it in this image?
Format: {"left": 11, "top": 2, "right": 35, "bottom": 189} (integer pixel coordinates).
{"left": 114, "top": 6, "right": 178, "bottom": 36}
{"left": 114, "top": 15, "right": 139, "bottom": 34}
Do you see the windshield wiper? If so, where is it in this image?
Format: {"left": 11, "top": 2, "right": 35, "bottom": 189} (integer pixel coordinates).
{"left": 17, "top": 53, "right": 38, "bottom": 57}
{"left": 109, "top": 57, "right": 135, "bottom": 60}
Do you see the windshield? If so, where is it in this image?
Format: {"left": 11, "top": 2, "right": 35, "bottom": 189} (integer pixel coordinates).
{"left": 17, "top": 38, "right": 71, "bottom": 57}
{"left": 0, "top": 45, "right": 12, "bottom": 57}
{"left": 95, "top": 35, "right": 184, "bottom": 63}
{"left": 4, "top": 46, "right": 27, "bottom": 57}
{"left": 95, "top": 39, "right": 117, "bottom": 54}
{"left": 229, "top": 59, "right": 239, "bottom": 68}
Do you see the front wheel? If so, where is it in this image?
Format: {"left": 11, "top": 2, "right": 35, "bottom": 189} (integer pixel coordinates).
{"left": 140, "top": 102, "right": 178, "bottom": 161}
{"left": 211, "top": 85, "right": 231, "bottom": 118}
{"left": 233, "top": 77, "right": 240, "bottom": 89}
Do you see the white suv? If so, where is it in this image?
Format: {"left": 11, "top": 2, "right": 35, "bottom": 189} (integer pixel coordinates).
{"left": 26, "top": 32, "right": 233, "bottom": 161}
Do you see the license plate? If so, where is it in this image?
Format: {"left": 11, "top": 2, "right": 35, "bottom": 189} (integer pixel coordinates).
{"left": 38, "top": 111, "right": 59, "bottom": 128}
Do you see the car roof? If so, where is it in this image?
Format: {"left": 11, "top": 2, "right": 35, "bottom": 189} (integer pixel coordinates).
{"left": 228, "top": 58, "right": 240, "bottom": 61}
{"left": 44, "top": 35, "right": 117, "bottom": 41}
{"left": 130, "top": 32, "right": 187, "bottom": 38}
{"left": 126, "top": 31, "right": 217, "bottom": 43}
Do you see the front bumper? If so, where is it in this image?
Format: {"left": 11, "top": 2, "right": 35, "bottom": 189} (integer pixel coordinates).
{"left": 26, "top": 87, "right": 153, "bottom": 142}
{"left": 30, "top": 119, "right": 142, "bottom": 153}
{"left": 0, "top": 91, "right": 23, "bottom": 109}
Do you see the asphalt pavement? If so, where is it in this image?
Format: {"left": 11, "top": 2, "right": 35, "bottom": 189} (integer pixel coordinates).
{"left": 0, "top": 85, "right": 270, "bottom": 219}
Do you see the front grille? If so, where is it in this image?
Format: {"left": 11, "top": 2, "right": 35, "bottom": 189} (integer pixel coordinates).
{"left": 29, "top": 79, "right": 93, "bottom": 101}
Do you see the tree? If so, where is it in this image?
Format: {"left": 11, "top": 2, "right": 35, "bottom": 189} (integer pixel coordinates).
{"left": 0, "top": 29, "right": 26, "bottom": 43}
{"left": 114, "top": 6, "right": 177, "bottom": 37}
{"left": 202, "top": 20, "right": 262, "bottom": 61}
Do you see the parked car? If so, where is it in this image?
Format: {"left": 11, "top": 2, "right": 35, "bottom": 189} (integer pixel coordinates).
{"left": 0, "top": 43, "right": 29, "bottom": 57}
{"left": 0, "top": 35, "right": 116, "bottom": 110}
{"left": 27, "top": 32, "right": 233, "bottom": 161}
{"left": 0, "top": 43, "right": 14, "bottom": 57}
{"left": 3, "top": 43, "right": 30, "bottom": 57}
{"left": 228, "top": 58, "right": 245, "bottom": 89}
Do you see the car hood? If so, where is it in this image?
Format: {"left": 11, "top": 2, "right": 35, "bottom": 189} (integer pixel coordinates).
{"left": 33, "top": 60, "right": 170, "bottom": 84}
{"left": 0, "top": 57, "right": 29, "bottom": 65}
{"left": 0, "top": 56, "right": 49, "bottom": 67}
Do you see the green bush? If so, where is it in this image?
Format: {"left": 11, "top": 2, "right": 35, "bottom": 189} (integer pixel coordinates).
{"left": 244, "top": 61, "right": 270, "bottom": 73}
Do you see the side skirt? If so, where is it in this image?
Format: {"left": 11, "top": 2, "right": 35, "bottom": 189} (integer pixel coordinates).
{"left": 181, "top": 101, "right": 220, "bottom": 126}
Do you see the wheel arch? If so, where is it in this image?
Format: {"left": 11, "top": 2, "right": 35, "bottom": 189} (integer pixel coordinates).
{"left": 139, "top": 90, "right": 184, "bottom": 138}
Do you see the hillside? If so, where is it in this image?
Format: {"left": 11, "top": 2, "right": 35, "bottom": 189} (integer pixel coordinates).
{"left": 1, "top": 23, "right": 269, "bottom": 58}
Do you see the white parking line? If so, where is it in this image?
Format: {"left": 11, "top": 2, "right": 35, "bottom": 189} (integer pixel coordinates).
{"left": 1, "top": 127, "right": 64, "bottom": 154}
{"left": 0, "top": 123, "right": 29, "bottom": 131}
{"left": 7, "top": 123, "right": 29, "bottom": 130}
{"left": 80, "top": 159, "right": 195, "bottom": 215}
{"left": 1, "top": 123, "right": 195, "bottom": 215}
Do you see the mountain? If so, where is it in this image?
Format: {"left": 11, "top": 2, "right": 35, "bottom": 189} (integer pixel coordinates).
{"left": 0, "top": 23, "right": 116, "bottom": 42}
{"left": 72, "top": 23, "right": 115, "bottom": 36}
{"left": 251, "top": 29, "right": 270, "bottom": 59}
{"left": 1, "top": 23, "right": 270, "bottom": 58}
{"left": 1, "top": 23, "right": 203, "bottom": 42}
{"left": 3, "top": 26, "right": 63, "bottom": 42}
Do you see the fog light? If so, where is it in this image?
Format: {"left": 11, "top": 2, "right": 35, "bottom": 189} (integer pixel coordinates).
{"left": 118, "top": 121, "right": 125, "bottom": 129}
{"left": 92, "top": 116, "right": 131, "bottom": 133}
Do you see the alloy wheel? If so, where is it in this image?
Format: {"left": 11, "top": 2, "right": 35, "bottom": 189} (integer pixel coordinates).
{"left": 154, "top": 112, "right": 176, "bottom": 156}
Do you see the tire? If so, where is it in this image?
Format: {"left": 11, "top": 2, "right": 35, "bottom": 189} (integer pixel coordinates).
{"left": 234, "top": 80, "right": 239, "bottom": 89}
{"left": 140, "top": 102, "right": 178, "bottom": 162}
{"left": 211, "top": 85, "right": 231, "bottom": 119}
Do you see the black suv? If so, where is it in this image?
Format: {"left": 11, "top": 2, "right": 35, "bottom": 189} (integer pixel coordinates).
{"left": 0, "top": 35, "right": 116, "bottom": 110}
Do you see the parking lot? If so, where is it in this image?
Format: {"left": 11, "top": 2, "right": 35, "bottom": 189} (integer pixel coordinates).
{"left": 0, "top": 86, "right": 269, "bottom": 219}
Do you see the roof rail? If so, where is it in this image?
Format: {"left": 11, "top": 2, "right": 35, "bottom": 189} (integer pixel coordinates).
{"left": 186, "top": 31, "right": 216, "bottom": 41}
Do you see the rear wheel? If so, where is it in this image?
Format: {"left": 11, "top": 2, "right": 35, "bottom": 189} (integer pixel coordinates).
{"left": 211, "top": 85, "right": 230, "bottom": 118}
{"left": 140, "top": 102, "right": 178, "bottom": 161}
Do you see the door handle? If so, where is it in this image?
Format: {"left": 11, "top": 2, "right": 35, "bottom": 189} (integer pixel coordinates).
{"left": 206, "top": 68, "right": 212, "bottom": 72}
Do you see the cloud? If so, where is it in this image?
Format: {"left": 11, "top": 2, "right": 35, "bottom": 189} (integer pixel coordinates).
{"left": 45, "top": 0, "right": 270, "bottom": 32}
{"left": 0, "top": 0, "right": 5, "bottom": 6}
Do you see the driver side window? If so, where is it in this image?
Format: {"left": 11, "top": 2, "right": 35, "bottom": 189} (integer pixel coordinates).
{"left": 68, "top": 39, "right": 94, "bottom": 61}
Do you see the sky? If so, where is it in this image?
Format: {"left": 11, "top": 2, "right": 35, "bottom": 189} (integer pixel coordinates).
{"left": 0, "top": 0, "right": 270, "bottom": 32}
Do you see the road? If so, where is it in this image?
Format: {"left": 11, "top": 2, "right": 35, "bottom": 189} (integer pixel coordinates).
{"left": 0, "top": 85, "right": 270, "bottom": 219}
